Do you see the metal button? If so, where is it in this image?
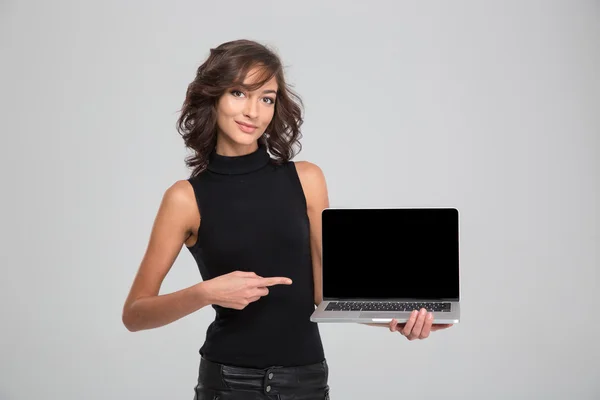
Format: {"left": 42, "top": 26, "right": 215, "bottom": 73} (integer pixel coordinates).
{"left": 268, "top": 372, "right": 273, "bottom": 379}
{"left": 266, "top": 385, "right": 271, "bottom": 392}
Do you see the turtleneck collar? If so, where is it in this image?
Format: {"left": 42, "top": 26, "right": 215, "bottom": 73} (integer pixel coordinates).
{"left": 207, "top": 144, "right": 271, "bottom": 175}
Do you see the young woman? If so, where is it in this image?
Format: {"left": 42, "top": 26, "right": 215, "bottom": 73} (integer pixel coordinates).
{"left": 122, "top": 39, "right": 452, "bottom": 400}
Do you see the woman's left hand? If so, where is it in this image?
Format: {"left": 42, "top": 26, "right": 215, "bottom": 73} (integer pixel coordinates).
{"left": 390, "top": 308, "right": 453, "bottom": 340}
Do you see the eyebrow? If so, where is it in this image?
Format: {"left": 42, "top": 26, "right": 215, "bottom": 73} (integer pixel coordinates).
{"left": 237, "top": 84, "right": 278, "bottom": 95}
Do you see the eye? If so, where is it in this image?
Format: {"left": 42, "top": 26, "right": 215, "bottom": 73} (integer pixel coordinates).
{"left": 263, "top": 97, "right": 275, "bottom": 105}
{"left": 230, "top": 90, "right": 245, "bottom": 97}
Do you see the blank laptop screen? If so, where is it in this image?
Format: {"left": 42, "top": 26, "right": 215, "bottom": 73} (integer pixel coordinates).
{"left": 321, "top": 208, "right": 459, "bottom": 300}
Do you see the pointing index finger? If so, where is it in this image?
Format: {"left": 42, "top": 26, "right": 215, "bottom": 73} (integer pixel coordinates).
{"left": 257, "top": 277, "right": 293, "bottom": 287}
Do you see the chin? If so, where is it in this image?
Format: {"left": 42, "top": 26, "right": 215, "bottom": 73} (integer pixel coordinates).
{"left": 233, "top": 133, "right": 262, "bottom": 146}
{"left": 217, "top": 121, "right": 264, "bottom": 148}
{"left": 222, "top": 131, "right": 262, "bottom": 147}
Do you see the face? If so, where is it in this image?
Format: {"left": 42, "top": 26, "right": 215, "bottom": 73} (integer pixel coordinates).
{"left": 215, "top": 67, "right": 278, "bottom": 154}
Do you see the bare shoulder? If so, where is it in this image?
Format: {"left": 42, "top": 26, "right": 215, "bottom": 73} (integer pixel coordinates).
{"left": 293, "top": 161, "right": 328, "bottom": 210}
{"left": 294, "top": 161, "right": 326, "bottom": 184}
{"left": 160, "top": 179, "right": 200, "bottom": 235}
{"left": 163, "top": 179, "right": 196, "bottom": 208}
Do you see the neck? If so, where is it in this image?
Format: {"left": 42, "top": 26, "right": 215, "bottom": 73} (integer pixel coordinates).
{"left": 207, "top": 141, "right": 270, "bottom": 175}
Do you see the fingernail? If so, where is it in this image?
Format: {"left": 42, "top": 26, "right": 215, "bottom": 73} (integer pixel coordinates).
{"left": 427, "top": 312, "right": 433, "bottom": 319}
{"left": 420, "top": 309, "right": 426, "bottom": 315}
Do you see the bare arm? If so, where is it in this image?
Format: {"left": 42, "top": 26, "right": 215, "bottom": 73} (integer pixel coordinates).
{"left": 295, "top": 161, "right": 329, "bottom": 307}
{"left": 121, "top": 180, "right": 210, "bottom": 332}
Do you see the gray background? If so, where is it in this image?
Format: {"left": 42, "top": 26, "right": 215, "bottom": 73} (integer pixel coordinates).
{"left": 1, "top": 0, "right": 599, "bottom": 399}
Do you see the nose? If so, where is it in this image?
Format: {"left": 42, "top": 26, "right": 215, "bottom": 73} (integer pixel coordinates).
{"left": 243, "top": 99, "right": 259, "bottom": 119}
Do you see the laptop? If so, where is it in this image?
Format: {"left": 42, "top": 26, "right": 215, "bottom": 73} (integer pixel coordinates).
{"left": 310, "top": 207, "right": 461, "bottom": 324}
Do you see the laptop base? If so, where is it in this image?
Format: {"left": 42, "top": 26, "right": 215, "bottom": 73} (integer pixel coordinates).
{"left": 310, "top": 300, "right": 460, "bottom": 324}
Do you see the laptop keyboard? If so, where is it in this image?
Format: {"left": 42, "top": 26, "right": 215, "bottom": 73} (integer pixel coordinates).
{"left": 324, "top": 301, "right": 451, "bottom": 312}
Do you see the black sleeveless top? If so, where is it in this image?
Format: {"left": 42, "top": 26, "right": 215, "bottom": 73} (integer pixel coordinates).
{"left": 186, "top": 144, "right": 325, "bottom": 368}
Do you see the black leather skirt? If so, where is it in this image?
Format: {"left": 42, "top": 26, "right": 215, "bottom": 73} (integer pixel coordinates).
{"left": 193, "top": 356, "right": 331, "bottom": 400}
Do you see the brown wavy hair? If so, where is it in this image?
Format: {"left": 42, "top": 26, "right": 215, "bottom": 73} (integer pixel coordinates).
{"left": 176, "top": 39, "right": 304, "bottom": 177}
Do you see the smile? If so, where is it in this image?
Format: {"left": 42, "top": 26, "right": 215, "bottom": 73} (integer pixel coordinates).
{"left": 236, "top": 121, "right": 258, "bottom": 133}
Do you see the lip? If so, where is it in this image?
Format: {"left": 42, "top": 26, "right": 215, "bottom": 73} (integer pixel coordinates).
{"left": 235, "top": 121, "right": 258, "bottom": 129}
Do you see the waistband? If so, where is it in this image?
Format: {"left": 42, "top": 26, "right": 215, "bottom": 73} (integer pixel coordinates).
{"left": 197, "top": 356, "right": 329, "bottom": 396}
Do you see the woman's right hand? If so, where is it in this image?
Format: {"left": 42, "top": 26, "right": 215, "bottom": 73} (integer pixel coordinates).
{"left": 201, "top": 271, "right": 293, "bottom": 310}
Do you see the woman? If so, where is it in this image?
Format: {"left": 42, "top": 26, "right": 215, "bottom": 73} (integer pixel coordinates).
{"left": 122, "top": 39, "right": 452, "bottom": 400}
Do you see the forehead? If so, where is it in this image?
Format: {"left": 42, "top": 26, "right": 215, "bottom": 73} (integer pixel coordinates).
{"left": 240, "top": 66, "right": 278, "bottom": 91}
